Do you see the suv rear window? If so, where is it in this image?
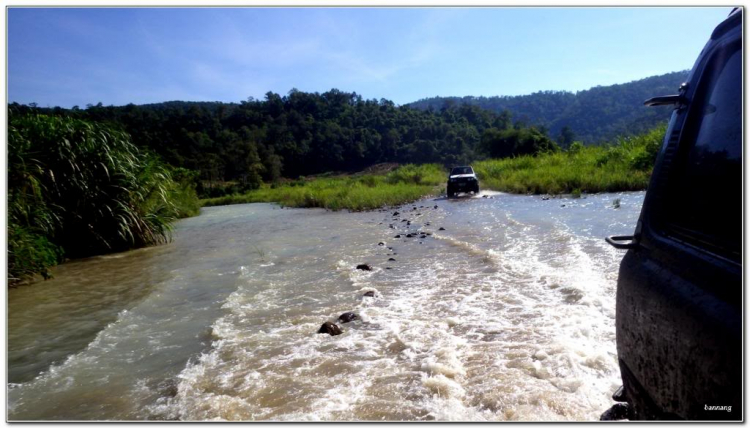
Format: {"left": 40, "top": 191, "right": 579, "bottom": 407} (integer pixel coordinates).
{"left": 451, "top": 167, "right": 473, "bottom": 175}
{"left": 662, "top": 43, "right": 742, "bottom": 263}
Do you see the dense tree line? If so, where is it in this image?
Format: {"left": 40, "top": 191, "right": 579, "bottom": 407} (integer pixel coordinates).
{"left": 409, "top": 70, "right": 687, "bottom": 144}
{"left": 10, "top": 89, "right": 558, "bottom": 195}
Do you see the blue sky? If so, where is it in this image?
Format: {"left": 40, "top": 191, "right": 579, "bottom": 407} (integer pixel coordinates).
{"left": 8, "top": 7, "right": 733, "bottom": 108}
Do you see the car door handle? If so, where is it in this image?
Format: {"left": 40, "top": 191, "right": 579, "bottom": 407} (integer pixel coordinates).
{"left": 605, "top": 235, "right": 639, "bottom": 249}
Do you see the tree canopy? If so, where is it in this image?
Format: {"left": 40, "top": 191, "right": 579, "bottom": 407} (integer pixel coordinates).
{"left": 10, "top": 89, "right": 560, "bottom": 195}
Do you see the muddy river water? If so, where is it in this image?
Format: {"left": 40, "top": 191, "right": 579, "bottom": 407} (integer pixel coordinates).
{"left": 7, "top": 191, "right": 644, "bottom": 421}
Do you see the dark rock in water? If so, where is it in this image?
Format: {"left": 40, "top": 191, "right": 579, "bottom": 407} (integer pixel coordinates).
{"left": 599, "top": 403, "right": 630, "bottom": 421}
{"left": 393, "top": 211, "right": 399, "bottom": 216}
{"left": 378, "top": 242, "right": 385, "bottom": 246}
{"left": 419, "top": 235, "right": 426, "bottom": 239}
{"left": 420, "top": 206, "right": 424, "bottom": 208}
{"left": 318, "top": 321, "right": 343, "bottom": 336}
{"left": 434, "top": 205, "right": 438, "bottom": 209}
{"left": 561, "top": 204, "right": 566, "bottom": 207}
{"left": 385, "top": 267, "right": 393, "bottom": 270}
{"left": 425, "top": 222, "right": 430, "bottom": 226}
{"left": 158, "top": 379, "right": 179, "bottom": 398}
{"left": 424, "top": 232, "right": 432, "bottom": 235}
{"left": 338, "top": 312, "right": 360, "bottom": 323}
{"left": 401, "top": 219, "right": 407, "bottom": 222}
{"left": 387, "top": 246, "right": 393, "bottom": 250}
{"left": 416, "top": 213, "right": 421, "bottom": 216}
{"left": 439, "top": 227, "right": 446, "bottom": 231}
{"left": 356, "top": 264, "right": 372, "bottom": 271}
{"left": 482, "top": 195, "right": 488, "bottom": 198}
{"left": 389, "top": 224, "right": 395, "bottom": 229}
{"left": 407, "top": 221, "right": 411, "bottom": 225}
{"left": 406, "top": 234, "right": 414, "bottom": 238}
{"left": 394, "top": 234, "right": 401, "bottom": 238}
{"left": 363, "top": 291, "right": 376, "bottom": 297}
{"left": 612, "top": 385, "right": 627, "bottom": 402}
{"left": 388, "top": 258, "right": 396, "bottom": 261}
{"left": 413, "top": 207, "right": 417, "bottom": 210}
{"left": 542, "top": 196, "right": 550, "bottom": 201}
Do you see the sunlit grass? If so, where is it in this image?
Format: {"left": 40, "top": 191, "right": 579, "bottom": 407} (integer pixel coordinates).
{"left": 474, "top": 125, "right": 665, "bottom": 194}
{"left": 201, "top": 164, "right": 445, "bottom": 211}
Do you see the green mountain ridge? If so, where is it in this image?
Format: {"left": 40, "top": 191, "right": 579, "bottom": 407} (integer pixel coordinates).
{"left": 407, "top": 70, "right": 689, "bottom": 144}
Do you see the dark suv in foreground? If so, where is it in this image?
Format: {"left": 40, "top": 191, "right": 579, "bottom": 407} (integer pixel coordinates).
{"left": 606, "top": 8, "right": 742, "bottom": 421}
{"left": 447, "top": 166, "right": 479, "bottom": 197}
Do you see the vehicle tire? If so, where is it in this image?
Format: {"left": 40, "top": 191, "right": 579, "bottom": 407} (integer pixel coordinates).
{"left": 474, "top": 185, "right": 480, "bottom": 194}
{"left": 447, "top": 186, "right": 454, "bottom": 198}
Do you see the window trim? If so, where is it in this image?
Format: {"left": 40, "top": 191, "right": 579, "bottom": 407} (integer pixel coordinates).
{"left": 656, "top": 40, "right": 742, "bottom": 264}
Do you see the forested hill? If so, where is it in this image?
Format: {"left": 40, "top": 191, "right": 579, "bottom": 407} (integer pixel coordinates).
{"left": 408, "top": 70, "right": 688, "bottom": 144}
{"left": 12, "top": 90, "right": 554, "bottom": 191}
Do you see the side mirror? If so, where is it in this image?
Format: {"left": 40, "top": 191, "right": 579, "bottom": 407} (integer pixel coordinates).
{"left": 644, "top": 94, "right": 687, "bottom": 107}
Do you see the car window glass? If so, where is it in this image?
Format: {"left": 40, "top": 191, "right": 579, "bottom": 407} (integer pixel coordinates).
{"left": 663, "top": 45, "right": 741, "bottom": 262}
{"left": 452, "top": 167, "right": 471, "bottom": 175}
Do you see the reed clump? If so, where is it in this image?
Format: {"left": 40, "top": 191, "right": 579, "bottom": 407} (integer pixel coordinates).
{"left": 8, "top": 112, "right": 200, "bottom": 284}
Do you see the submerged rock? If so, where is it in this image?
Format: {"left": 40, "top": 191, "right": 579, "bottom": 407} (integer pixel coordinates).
{"left": 378, "top": 242, "right": 385, "bottom": 246}
{"left": 394, "top": 234, "right": 402, "bottom": 238}
{"left": 388, "top": 258, "right": 396, "bottom": 261}
{"left": 406, "top": 234, "right": 414, "bottom": 238}
{"left": 434, "top": 205, "right": 438, "bottom": 209}
{"left": 393, "top": 211, "right": 399, "bottom": 216}
{"left": 318, "top": 321, "right": 343, "bottom": 336}
{"left": 338, "top": 312, "right": 360, "bottom": 323}
{"left": 356, "top": 264, "right": 372, "bottom": 271}
{"left": 439, "top": 227, "right": 446, "bottom": 231}
{"left": 363, "top": 291, "right": 376, "bottom": 297}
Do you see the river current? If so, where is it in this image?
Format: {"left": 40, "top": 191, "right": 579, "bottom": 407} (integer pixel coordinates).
{"left": 7, "top": 191, "right": 644, "bottom": 421}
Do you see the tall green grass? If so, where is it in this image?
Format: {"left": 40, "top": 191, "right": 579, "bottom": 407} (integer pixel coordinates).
{"left": 474, "top": 125, "right": 666, "bottom": 194}
{"left": 201, "top": 164, "right": 446, "bottom": 211}
{"left": 8, "top": 113, "right": 200, "bottom": 284}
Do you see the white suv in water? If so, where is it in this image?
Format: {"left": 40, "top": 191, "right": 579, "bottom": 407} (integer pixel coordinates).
{"left": 447, "top": 166, "right": 479, "bottom": 197}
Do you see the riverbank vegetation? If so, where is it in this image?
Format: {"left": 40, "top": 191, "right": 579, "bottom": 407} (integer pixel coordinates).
{"left": 201, "top": 164, "right": 445, "bottom": 211}
{"left": 474, "top": 124, "right": 665, "bottom": 194}
{"left": 8, "top": 112, "right": 200, "bottom": 284}
{"left": 203, "top": 124, "right": 665, "bottom": 210}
